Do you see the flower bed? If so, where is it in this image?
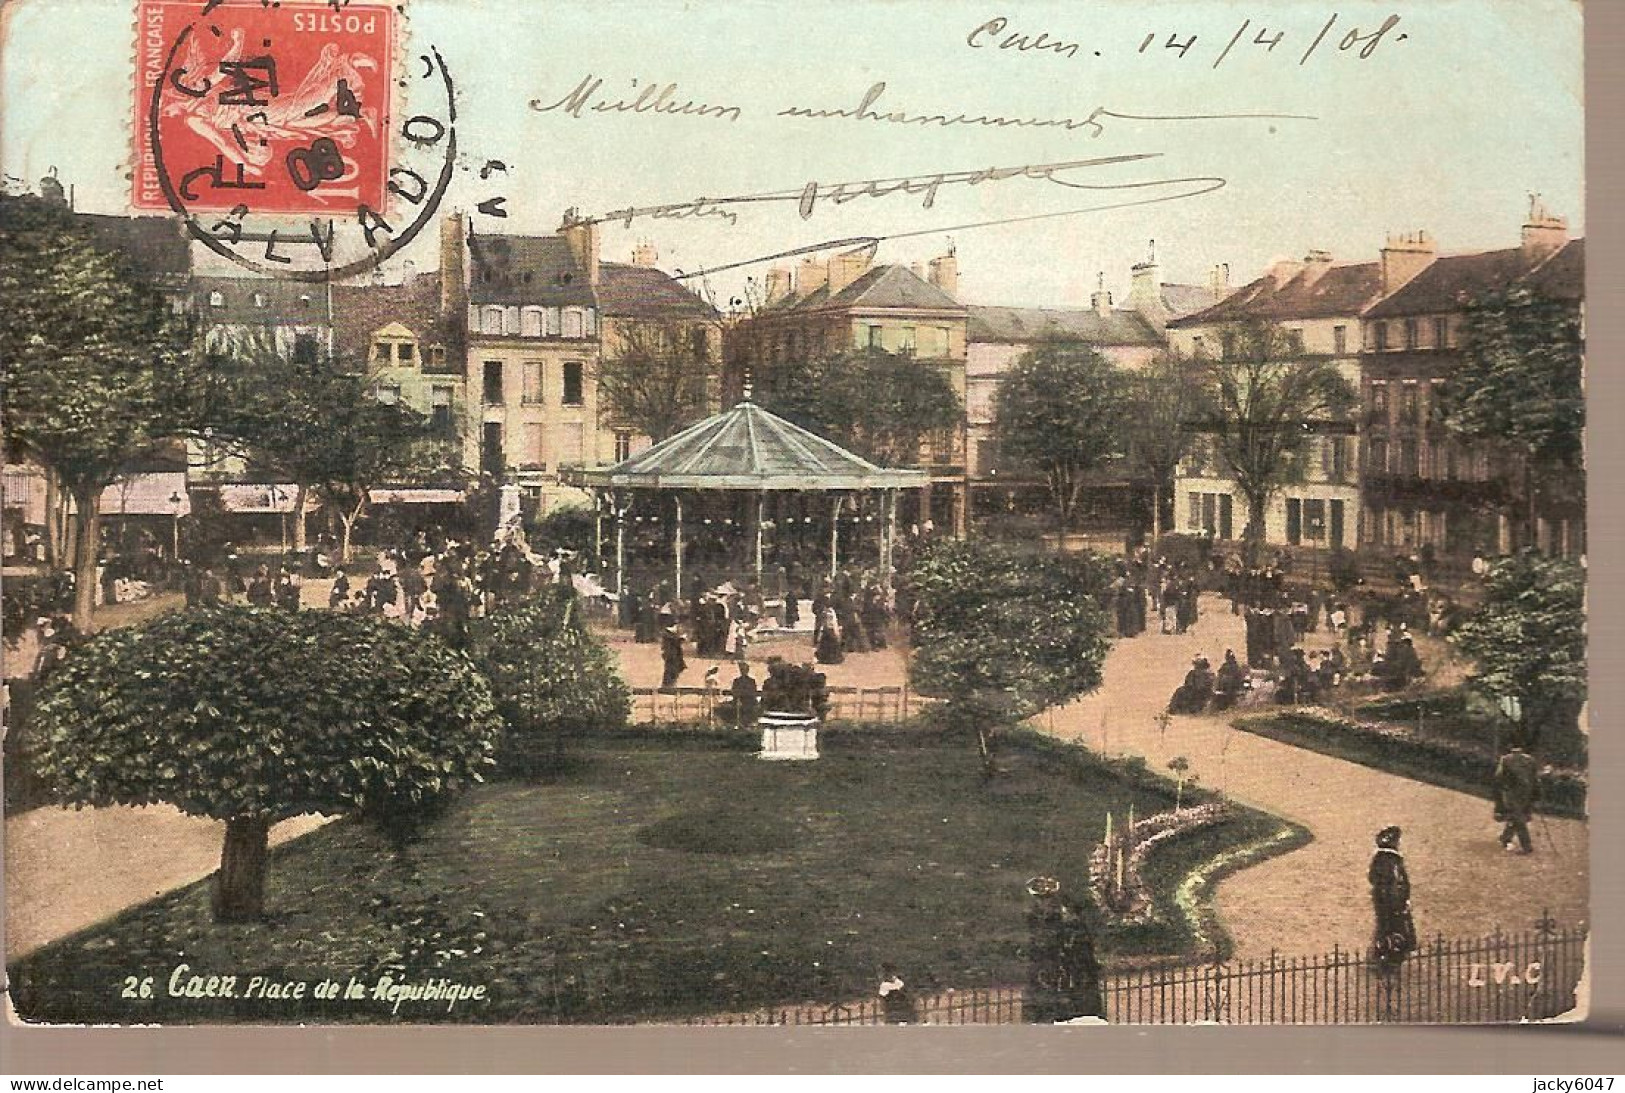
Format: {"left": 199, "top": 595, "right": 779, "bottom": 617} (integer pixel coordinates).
{"left": 1089, "top": 803, "right": 1232, "bottom": 927}
{"left": 1233, "top": 706, "right": 1587, "bottom": 818}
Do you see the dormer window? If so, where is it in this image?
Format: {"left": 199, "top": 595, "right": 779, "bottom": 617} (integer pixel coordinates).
{"left": 299, "top": 294, "right": 313, "bottom": 309}
{"left": 429, "top": 345, "right": 447, "bottom": 367}
{"left": 252, "top": 292, "right": 267, "bottom": 308}
{"left": 374, "top": 342, "right": 391, "bottom": 363}
{"left": 208, "top": 291, "right": 225, "bottom": 308}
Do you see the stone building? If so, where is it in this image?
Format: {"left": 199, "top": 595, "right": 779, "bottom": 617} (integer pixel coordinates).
{"left": 725, "top": 248, "right": 969, "bottom": 532}
{"left": 1166, "top": 252, "right": 1377, "bottom": 549}
{"left": 1358, "top": 206, "right": 1584, "bottom": 560}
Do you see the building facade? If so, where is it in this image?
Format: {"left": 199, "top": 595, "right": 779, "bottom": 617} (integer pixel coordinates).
{"left": 1358, "top": 208, "right": 1584, "bottom": 560}
{"left": 726, "top": 249, "right": 970, "bottom": 532}
{"left": 1167, "top": 252, "right": 1377, "bottom": 550}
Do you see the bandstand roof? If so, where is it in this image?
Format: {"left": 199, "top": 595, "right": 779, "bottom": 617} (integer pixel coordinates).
{"left": 575, "top": 400, "right": 928, "bottom": 491}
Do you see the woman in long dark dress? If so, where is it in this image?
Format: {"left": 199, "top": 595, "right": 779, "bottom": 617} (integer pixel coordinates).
{"left": 1369, "top": 826, "right": 1416, "bottom": 973}
{"left": 814, "top": 606, "right": 845, "bottom": 665}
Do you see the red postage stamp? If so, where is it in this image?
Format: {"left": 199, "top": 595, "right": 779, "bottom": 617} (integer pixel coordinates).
{"left": 134, "top": 0, "right": 396, "bottom": 215}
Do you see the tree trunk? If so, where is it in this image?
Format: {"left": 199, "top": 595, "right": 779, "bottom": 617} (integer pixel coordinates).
{"left": 70, "top": 486, "right": 102, "bottom": 631}
{"left": 291, "top": 483, "right": 309, "bottom": 554}
{"left": 212, "top": 815, "right": 271, "bottom": 922}
{"left": 1243, "top": 494, "right": 1268, "bottom": 565}
{"left": 1151, "top": 481, "right": 1163, "bottom": 542}
{"left": 338, "top": 498, "right": 364, "bottom": 564}
{"left": 42, "top": 469, "right": 61, "bottom": 569}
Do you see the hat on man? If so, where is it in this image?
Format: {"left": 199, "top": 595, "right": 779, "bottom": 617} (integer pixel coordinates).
{"left": 1376, "top": 826, "right": 1402, "bottom": 849}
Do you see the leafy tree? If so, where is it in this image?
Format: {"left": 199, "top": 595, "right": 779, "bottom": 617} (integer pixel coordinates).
{"left": 221, "top": 346, "right": 462, "bottom": 562}
{"left": 992, "top": 343, "right": 1125, "bottom": 549}
{"left": 0, "top": 193, "right": 201, "bottom": 627}
{"left": 468, "top": 588, "right": 632, "bottom": 775}
{"left": 1441, "top": 286, "right": 1585, "bottom": 543}
{"left": 907, "top": 538, "right": 1114, "bottom": 776}
{"left": 1192, "top": 322, "right": 1356, "bottom": 558}
{"left": 30, "top": 607, "right": 501, "bottom": 920}
{"left": 1119, "top": 352, "right": 1206, "bottom": 539}
{"left": 1451, "top": 551, "right": 1586, "bottom": 751}
{"left": 759, "top": 348, "right": 962, "bottom": 466}
{"left": 596, "top": 320, "right": 717, "bottom": 443}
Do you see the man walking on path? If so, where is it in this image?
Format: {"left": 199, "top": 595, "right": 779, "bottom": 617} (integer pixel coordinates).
{"left": 1494, "top": 742, "right": 1540, "bottom": 854}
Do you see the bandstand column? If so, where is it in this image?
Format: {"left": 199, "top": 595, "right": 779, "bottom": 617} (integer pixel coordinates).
{"left": 674, "top": 493, "right": 685, "bottom": 600}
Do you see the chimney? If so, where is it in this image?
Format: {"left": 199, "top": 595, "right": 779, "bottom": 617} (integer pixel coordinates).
{"left": 911, "top": 261, "right": 927, "bottom": 281}
{"left": 927, "top": 250, "right": 959, "bottom": 298}
{"left": 827, "top": 248, "right": 872, "bottom": 295}
{"left": 797, "top": 256, "right": 829, "bottom": 296}
{"left": 764, "top": 266, "right": 793, "bottom": 304}
{"left": 1267, "top": 257, "right": 1305, "bottom": 288}
{"left": 559, "top": 208, "right": 600, "bottom": 286}
{"left": 1208, "top": 263, "right": 1231, "bottom": 302}
{"left": 1130, "top": 260, "right": 1167, "bottom": 329}
{"left": 400, "top": 259, "right": 417, "bottom": 286}
{"left": 1381, "top": 230, "right": 1436, "bottom": 294}
{"left": 370, "top": 267, "right": 386, "bottom": 286}
{"left": 631, "top": 239, "right": 659, "bottom": 268}
{"left": 1301, "top": 248, "right": 1334, "bottom": 286}
{"left": 1521, "top": 196, "right": 1568, "bottom": 259}
{"left": 439, "top": 211, "right": 467, "bottom": 322}
{"left": 1090, "top": 271, "right": 1113, "bottom": 317}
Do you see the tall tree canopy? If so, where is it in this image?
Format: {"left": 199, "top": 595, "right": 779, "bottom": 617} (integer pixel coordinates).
{"left": 595, "top": 320, "right": 717, "bottom": 443}
{"left": 1119, "top": 352, "right": 1206, "bottom": 539}
{"left": 1451, "top": 551, "right": 1586, "bottom": 750}
{"left": 31, "top": 607, "right": 501, "bottom": 920}
{"left": 908, "top": 538, "right": 1114, "bottom": 774}
{"left": 758, "top": 348, "right": 962, "bottom": 466}
{"left": 0, "top": 193, "right": 203, "bottom": 626}
{"left": 216, "top": 342, "right": 462, "bottom": 561}
{"left": 1192, "top": 322, "right": 1356, "bottom": 555}
{"left": 993, "top": 343, "right": 1125, "bottom": 548}
{"left": 1441, "top": 286, "right": 1585, "bottom": 542}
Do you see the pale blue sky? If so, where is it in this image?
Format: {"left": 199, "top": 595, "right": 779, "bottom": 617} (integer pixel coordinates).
{"left": 1, "top": 0, "right": 1583, "bottom": 307}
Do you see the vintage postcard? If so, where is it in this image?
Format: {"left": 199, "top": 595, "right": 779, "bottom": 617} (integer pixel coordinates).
{"left": 0, "top": 0, "right": 1587, "bottom": 1029}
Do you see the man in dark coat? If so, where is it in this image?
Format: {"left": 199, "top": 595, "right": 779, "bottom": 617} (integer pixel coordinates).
{"left": 1169, "top": 656, "right": 1214, "bottom": 714}
{"left": 1023, "top": 876, "right": 1104, "bottom": 1023}
{"left": 1369, "top": 826, "right": 1416, "bottom": 973}
{"left": 1494, "top": 742, "right": 1539, "bottom": 853}
{"left": 729, "top": 661, "right": 759, "bottom": 729}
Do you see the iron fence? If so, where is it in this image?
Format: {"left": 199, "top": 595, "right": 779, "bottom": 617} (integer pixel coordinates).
{"left": 685, "top": 923, "right": 1586, "bottom": 1026}
{"left": 629, "top": 684, "right": 918, "bottom": 726}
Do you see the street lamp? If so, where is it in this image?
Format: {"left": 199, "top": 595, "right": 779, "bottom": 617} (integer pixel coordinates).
{"left": 168, "top": 491, "right": 183, "bottom": 562}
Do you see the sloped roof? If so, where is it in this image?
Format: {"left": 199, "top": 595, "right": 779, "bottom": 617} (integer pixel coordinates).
{"left": 967, "top": 305, "right": 1161, "bottom": 346}
{"left": 576, "top": 400, "right": 928, "bottom": 490}
{"left": 80, "top": 212, "right": 191, "bottom": 283}
{"left": 826, "top": 264, "right": 964, "bottom": 312}
{"left": 1159, "top": 282, "right": 1219, "bottom": 320}
{"left": 1363, "top": 247, "right": 1543, "bottom": 318}
{"left": 331, "top": 274, "right": 462, "bottom": 371}
{"left": 193, "top": 275, "right": 332, "bottom": 325}
{"left": 468, "top": 233, "right": 596, "bottom": 307}
{"left": 1170, "top": 262, "right": 1382, "bottom": 327}
{"left": 1521, "top": 238, "right": 1583, "bottom": 301}
{"left": 598, "top": 262, "right": 719, "bottom": 321}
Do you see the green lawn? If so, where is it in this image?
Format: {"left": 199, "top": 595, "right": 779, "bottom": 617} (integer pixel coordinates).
{"left": 10, "top": 730, "right": 1285, "bottom": 1024}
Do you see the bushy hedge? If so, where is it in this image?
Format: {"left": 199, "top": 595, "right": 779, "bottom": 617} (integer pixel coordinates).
{"left": 1234, "top": 708, "right": 1586, "bottom": 818}
{"left": 468, "top": 587, "right": 632, "bottom": 775}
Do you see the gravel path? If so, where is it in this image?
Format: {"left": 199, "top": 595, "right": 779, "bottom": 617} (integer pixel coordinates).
{"left": 1042, "top": 596, "right": 1588, "bottom": 961}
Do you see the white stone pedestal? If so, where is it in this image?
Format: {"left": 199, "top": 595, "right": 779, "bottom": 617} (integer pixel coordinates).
{"left": 758, "top": 712, "right": 820, "bottom": 761}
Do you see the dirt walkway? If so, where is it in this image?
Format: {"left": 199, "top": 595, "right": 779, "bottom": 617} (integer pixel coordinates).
{"left": 1044, "top": 596, "right": 1588, "bottom": 961}
{"left": 5, "top": 808, "right": 329, "bottom": 960}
